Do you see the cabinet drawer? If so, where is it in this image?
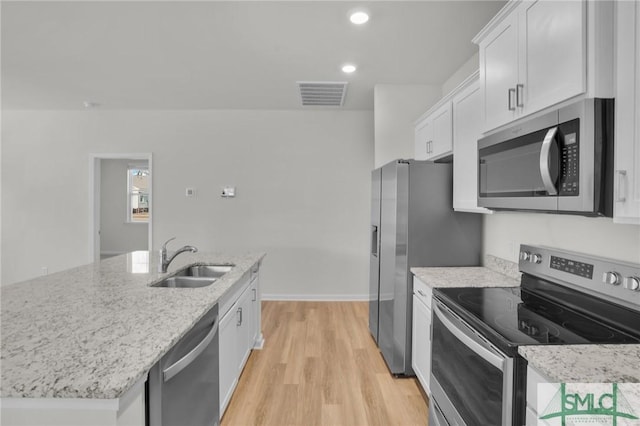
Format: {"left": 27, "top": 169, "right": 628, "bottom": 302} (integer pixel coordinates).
{"left": 412, "top": 276, "right": 433, "bottom": 306}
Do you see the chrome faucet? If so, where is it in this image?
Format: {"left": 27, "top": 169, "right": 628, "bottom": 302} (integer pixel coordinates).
{"left": 159, "top": 237, "right": 198, "bottom": 273}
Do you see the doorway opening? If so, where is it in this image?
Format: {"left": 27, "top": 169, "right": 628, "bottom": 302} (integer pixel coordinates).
{"left": 89, "top": 154, "right": 153, "bottom": 262}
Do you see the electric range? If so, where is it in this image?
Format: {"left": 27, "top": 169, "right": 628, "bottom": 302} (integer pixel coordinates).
{"left": 429, "top": 244, "right": 640, "bottom": 426}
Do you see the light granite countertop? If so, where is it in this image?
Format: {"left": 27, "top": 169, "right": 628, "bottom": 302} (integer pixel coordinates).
{"left": 1, "top": 251, "right": 265, "bottom": 400}
{"left": 520, "top": 345, "right": 640, "bottom": 383}
{"left": 411, "top": 254, "right": 521, "bottom": 289}
{"left": 411, "top": 266, "right": 520, "bottom": 289}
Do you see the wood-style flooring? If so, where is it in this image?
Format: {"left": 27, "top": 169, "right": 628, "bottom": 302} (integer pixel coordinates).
{"left": 221, "top": 301, "right": 429, "bottom": 426}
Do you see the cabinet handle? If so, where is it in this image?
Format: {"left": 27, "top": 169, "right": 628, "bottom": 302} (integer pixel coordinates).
{"left": 252, "top": 288, "right": 257, "bottom": 302}
{"left": 237, "top": 307, "right": 243, "bottom": 326}
{"left": 616, "top": 170, "right": 628, "bottom": 202}
{"left": 516, "top": 84, "right": 524, "bottom": 107}
{"left": 508, "top": 88, "right": 516, "bottom": 111}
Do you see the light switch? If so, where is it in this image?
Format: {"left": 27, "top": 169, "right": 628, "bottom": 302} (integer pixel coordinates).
{"left": 186, "top": 188, "right": 195, "bottom": 197}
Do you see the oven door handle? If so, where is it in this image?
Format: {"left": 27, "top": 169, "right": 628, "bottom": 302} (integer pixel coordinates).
{"left": 433, "top": 301, "right": 505, "bottom": 371}
{"left": 540, "top": 126, "right": 559, "bottom": 196}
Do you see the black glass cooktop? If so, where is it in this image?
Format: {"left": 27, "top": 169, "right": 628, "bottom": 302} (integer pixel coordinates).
{"left": 433, "top": 275, "right": 640, "bottom": 352}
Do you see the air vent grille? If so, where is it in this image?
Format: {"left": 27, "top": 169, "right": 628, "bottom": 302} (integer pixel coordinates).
{"left": 297, "top": 81, "right": 348, "bottom": 107}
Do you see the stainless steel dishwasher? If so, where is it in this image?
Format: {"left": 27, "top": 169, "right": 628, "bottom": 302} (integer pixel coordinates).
{"left": 148, "top": 304, "right": 220, "bottom": 426}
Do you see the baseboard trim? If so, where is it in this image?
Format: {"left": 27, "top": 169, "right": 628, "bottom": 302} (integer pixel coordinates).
{"left": 261, "top": 293, "right": 369, "bottom": 301}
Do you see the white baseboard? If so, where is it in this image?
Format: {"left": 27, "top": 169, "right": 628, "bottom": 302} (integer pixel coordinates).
{"left": 261, "top": 293, "right": 369, "bottom": 301}
{"left": 100, "top": 250, "right": 126, "bottom": 257}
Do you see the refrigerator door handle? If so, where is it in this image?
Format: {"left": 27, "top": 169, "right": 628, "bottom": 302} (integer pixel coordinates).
{"left": 371, "top": 225, "right": 379, "bottom": 257}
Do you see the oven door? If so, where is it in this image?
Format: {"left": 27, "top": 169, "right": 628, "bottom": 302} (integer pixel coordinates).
{"left": 430, "top": 298, "right": 514, "bottom": 426}
{"left": 478, "top": 109, "right": 561, "bottom": 212}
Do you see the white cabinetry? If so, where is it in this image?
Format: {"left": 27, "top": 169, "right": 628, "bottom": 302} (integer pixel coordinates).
{"left": 474, "top": 0, "right": 613, "bottom": 133}
{"left": 411, "top": 276, "right": 432, "bottom": 395}
{"left": 614, "top": 0, "right": 640, "bottom": 224}
{"left": 525, "top": 365, "right": 557, "bottom": 426}
{"left": 219, "top": 263, "right": 262, "bottom": 418}
{"left": 415, "top": 101, "right": 452, "bottom": 162}
{"left": 451, "top": 73, "right": 491, "bottom": 214}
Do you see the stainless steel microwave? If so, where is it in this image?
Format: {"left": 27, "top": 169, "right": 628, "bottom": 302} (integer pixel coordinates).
{"left": 477, "top": 98, "right": 614, "bottom": 216}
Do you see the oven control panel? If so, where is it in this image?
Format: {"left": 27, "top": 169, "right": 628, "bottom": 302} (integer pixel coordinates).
{"left": 550, "top": 255, "right": 593, "bottom": 279}
{"left": 519, "top": 244, "right": 640, "bottom": 311}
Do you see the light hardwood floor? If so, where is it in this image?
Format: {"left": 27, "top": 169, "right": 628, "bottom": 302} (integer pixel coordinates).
{"left": 221, "top": 301, "right": 429, "bottom": 426}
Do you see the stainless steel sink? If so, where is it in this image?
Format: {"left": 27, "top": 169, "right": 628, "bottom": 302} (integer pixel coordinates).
{"left": 152, "top": 276, "right": 216, "bottom": 288}
{"left": 174, "top": 265, "right": 234, "bottom": 279}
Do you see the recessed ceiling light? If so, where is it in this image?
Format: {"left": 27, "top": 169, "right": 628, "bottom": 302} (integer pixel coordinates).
{"left": 342, "top": 64, "right": 357, "bottom": 74}
{"left": 350, "top": 11, "right": 369, "bottom": 25}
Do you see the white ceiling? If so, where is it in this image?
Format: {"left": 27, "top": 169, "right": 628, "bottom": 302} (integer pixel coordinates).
{"left": 1, "top": 1, "right": 505, "bottom": 110}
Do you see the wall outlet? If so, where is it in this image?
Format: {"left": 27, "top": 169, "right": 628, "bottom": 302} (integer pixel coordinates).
{"left": 41, "top": 267, "right": 48, "bottom": 276}
{"left": 185, "top": 188, "right": 195, "bottom": 197}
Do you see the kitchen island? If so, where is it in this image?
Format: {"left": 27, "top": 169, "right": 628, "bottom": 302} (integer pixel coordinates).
{"left": 0, "top": 251, "right": 265, "bottom": 425}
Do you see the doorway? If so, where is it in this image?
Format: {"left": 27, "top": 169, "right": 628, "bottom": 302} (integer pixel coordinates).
{"left": 90, "top": 154, "right": 153, "bottom": 262}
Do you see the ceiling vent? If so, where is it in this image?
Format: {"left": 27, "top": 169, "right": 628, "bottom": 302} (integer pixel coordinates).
{"left": 297, "top": 81, "right": 348, "bottom": 107}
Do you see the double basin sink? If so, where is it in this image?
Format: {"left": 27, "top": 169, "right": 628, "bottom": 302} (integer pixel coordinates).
{"left": 153, "top": 265, "right": 234, "bottom": 288}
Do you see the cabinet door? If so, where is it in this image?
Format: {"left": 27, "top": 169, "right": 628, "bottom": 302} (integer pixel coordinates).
{"left": 452, "top": 79, "right": 490, "bottom": 213}
{"left": 236, "top": 286, "right": 253, "bottom": 374}
{"left": 614, "top": 0, "right": 640, "bottom": 224}
{"left": 521, "top": 0, "right": 585, "bottom": 115}
{"left": 429, "top": 102, "right": 453, "bottom": 160}
{"left": 248, "top": 277, "right": 259, "bottom": 346}
{"left": 411, "top": 295, "right": 431, "bottom": 394}
{"left": 415, "top": 116, "right": 433, "bottom": 161}
{"left": 480, "top": 11, "right": 519, "bottom": 131}
{"left": 219, "top": 305, "right": 239, "bottom": 415}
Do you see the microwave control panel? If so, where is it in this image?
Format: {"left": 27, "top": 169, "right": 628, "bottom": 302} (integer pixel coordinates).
{"left": 559, "top": 119, "right": 580, "bottom": 196}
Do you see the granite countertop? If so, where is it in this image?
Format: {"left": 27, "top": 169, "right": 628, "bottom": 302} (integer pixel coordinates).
{"left": 411, "top": 255, "right": 521, "bottom": 289}
{"left": 0, "top": 251, "right": 265, "bottom": 400}
{"left": 520, "top": 345, "right": 640, "bottom": 383}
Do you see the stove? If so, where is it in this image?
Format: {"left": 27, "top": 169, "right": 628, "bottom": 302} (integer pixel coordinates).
{"left": 428, "top": 245, "right": 640, "bottom": 426}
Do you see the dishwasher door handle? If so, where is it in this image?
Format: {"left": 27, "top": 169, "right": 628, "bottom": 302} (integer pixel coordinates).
{"left": 163, "top": 316, "right": 219, "bottom": 382}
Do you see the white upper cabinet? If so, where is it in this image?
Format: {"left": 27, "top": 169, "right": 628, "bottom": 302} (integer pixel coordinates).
{"left": 520, "top": 0, "right": 585, "bottom": 115}
{"left": 415, "top": 101, "right": 453, "bottom": 162}
{"left": 614, "top": 0, "right": 640, "bottom": 224}
{"left": 451, "top": 74, "right": 491, "bottom": 214}
{"left": 481, "top": 10, "right": 520, "bottom": 131}
{"left": 474, "top": 0, "right": 612, "bottom": 133}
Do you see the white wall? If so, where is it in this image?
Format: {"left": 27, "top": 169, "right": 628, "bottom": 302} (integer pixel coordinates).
{"left": 100, "top": 159, "right": 148, "bottom": 256}
{"left": 441, "top": 52, "right": 479, "bottom": 96}
{"left": 483, "top": 213, "right": 640, "bottom": 264}
{"left": 2, "top": 109, "right": 374, "bottom": 299}
{"left": 373, "top": 84, "right": 442, "bottom": 168}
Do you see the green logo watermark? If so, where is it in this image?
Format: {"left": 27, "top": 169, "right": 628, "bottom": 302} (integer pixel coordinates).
{"left": 539, "top": 383, "right": 639, "bottom": 425}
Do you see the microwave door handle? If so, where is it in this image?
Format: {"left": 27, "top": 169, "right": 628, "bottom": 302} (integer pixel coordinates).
{"left": 540, "top": 127, "right": 559, "bottom": 196}
{"left": 433, "top": 301, "right": 505, "bottom": 370}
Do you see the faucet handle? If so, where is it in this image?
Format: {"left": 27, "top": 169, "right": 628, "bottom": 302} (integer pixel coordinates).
{"left": 161, "top": 237, "right": 176, "bottom": 250}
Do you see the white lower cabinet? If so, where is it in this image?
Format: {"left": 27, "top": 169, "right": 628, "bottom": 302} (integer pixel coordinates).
{"left": 525, "top": 365, "right": 557, "bottom": 426}
{"left": 411, "top": 276, "right": 432, "bottom": 395}
{"left": 219, "top": 263, "right": 262, "bottom": 418}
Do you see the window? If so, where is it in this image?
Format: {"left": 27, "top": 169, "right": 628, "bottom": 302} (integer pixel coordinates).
{"left": 127, "top": 166, "right": 150, "bottom": 223}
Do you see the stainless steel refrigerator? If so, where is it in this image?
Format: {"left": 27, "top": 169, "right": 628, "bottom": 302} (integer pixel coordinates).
{"left": 369, "top": 160, "right": 481, "bottom": 376}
